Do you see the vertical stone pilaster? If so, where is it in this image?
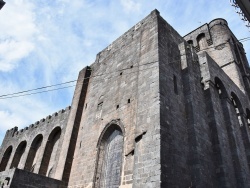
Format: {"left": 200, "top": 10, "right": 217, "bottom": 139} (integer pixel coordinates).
{"left": 54, "top": 66, "right": 91, "bottom": 182}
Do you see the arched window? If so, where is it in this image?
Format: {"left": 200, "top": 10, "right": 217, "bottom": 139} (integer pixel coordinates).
{"left": 231, "top": 93, "right": 243, "bottom": 127}
{"left": 10, "top": 141, "right": 27, "bottom": 168}
{"left": 95, "top": 124, "right": 124, "bottom": 188}
{"left": 197, "top": 33, "right": 207, "bottom": 50}
{"left": 24, "top": 134, "right": 43, "bottom": 172}
{"left": 231, "top": 93, "right": 250, "bottom": 170}
{"left": 215, "top": 77, "right": 228, "bottom": 98}
{"left": 39, "top": 127, "right": 61, "bottom": 176}
{"left": 0, "top": 146, "right": 13, "bottom": 172}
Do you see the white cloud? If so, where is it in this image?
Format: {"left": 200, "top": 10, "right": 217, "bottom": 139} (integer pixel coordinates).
{"left": 0, "top": 110, "right": 23, "bottom": 146}
{"left": 0, "top": 40, "right": 34, "bottom": 71}
{"left": 0, "top": 111, "right": 25, "bottom": 131}
{"left": 0, "top": 0, "right": 38, "bottom": 72}
{"left": 120, "top": 0, "right": 141, "bottom": 13}
{"left": 0, "top": 92, "right": 67, "bottom": 143}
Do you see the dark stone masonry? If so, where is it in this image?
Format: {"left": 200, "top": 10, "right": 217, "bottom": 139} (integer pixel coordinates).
{"left": 1, "top": 9, "right": 250, "bottom": 188}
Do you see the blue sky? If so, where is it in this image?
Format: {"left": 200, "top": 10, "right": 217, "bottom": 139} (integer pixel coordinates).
{"left": 0, "top": 0, "right": 249, "bottom": 145}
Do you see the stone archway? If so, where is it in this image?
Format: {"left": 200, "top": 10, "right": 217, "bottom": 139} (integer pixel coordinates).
{"left": 95, "top": 124, "right": 124, "bottom": 188}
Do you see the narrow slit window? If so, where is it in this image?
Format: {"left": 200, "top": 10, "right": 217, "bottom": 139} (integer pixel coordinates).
{"left": 174, "top": 75, "right": 178, "bottom": 95}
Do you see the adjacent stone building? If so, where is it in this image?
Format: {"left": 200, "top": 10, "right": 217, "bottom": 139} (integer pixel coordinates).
{"left": 0, "top": 0, "right": 5, "bottom": 10}
{"left": 1, "top": 9, "right": 250, "bottom": 188}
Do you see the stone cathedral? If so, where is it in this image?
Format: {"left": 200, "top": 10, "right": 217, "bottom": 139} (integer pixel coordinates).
{"left": 1, "top": 9, "right": 250, "bottom": 188}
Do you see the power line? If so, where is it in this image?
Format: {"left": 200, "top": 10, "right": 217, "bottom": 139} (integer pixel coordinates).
{"left": 0, "top": 85, "right": 76, "bottom": 99}
{"left": 239, "top": 37, "right": 250, "bottom": 41}
{"left": 0, "top": 37, "right": 250, "bottom": 99}
{"left": 0, "top": 80, "right": 77, "bottom": 98}
{"left": 0, "top": 62, "right": 158, "bottom": 99}
{"left": 0, "top": 61, "right": 157, "bottom": 99}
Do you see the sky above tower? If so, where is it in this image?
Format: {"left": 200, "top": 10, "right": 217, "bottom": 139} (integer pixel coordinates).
{"left": 0, "top": 0, "right": 249, "bottom": 145}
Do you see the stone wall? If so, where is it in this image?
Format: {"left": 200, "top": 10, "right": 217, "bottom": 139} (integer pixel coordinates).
{"left": 68, "top": 10, "right": 161, "bottom": 188}
{"left": 0, "top": 106, "right": 71, "bottom": 180}
{"left": 157, "top": 15, "right": 194, "bottom": 187}
{"left": 199, "top": 51, "right": 250, "bottom": 187}
{"left": 0, "top": 168, "right": 66, "bottom": 188}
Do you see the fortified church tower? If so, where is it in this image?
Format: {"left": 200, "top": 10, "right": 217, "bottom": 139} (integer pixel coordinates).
{"left": 1, "top": 9, "right": 250, "bottom": 188}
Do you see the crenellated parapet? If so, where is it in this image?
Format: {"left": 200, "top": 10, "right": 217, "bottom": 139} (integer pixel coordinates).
{"left": 4, "top": 127, "right": 18, "bottom": 138}
{"left": 0, "top": 105, "right": 72, "bottom": 178}
{"left": 0, "top": 106, "right": 71, "bottom": 160}
{"left": 4, "top": 106, "right": 71, "bottom": 139}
